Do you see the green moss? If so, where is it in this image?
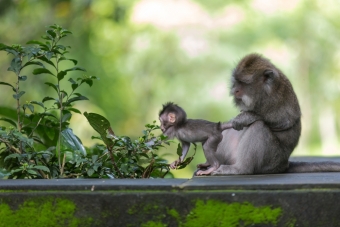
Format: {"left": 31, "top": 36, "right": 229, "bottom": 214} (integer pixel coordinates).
{"left": 183, "top": 200, "right": 282, "bottom": 227}
{"left": 167, "top": 208, "right": 180, "bottom": 222}
{"left": 0, "top": 198, "right": 92, "bottom": 227}
{"left": 286, "top": 218, "right": 297, "bottom": 227}
{"left": 141, "top": 221, "right": 166, "bottom": 227}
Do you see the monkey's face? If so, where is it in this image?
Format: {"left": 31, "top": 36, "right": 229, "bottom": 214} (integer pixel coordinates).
{"left": 159, "top": 112, "right": 176, "bottom": 134}
{"left": 230, "top": 76, "right": 256, "bottom": 111}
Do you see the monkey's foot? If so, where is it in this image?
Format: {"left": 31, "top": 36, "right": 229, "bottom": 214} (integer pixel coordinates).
{"left": 196, "top": 167, "right": 217, "bottom": 176}
{"left": 211, "top": 165, "right": 230, "bottom": 175}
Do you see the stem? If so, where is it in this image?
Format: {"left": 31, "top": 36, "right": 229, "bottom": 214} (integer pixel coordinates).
{"left": 15, "top": 56, "right": 23, "bottom": 152}
{"left": 52, "top": 44, "right": 63, "bottom": 172}
{"left": 28, "top": 115, "right": 44, "bottom": 137}
{"left": 0, "top": 138, "right": 21, "bottom": 154}
{"left": 60, "top": 152, "right": 66, "bottom": 176}
{"left": 107, "top": 146, "right": 123, "bottom": 178}
{"left": 142, "top": 158, "right": 155, "bottom": 178}
{"left": 58, "top": 89, "right": 63, "bottom": 171}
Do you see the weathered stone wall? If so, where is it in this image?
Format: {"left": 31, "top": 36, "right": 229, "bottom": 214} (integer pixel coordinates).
{"left": 1, "top": 171, "right": 340, "bottom": 227}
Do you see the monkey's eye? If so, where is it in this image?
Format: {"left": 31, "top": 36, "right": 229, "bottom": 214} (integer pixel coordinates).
{"left": 238, "top": 79, "right": 252, "bottom": 85}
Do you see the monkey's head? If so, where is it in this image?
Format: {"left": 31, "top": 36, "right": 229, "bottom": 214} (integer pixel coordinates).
{"left": 159, "top": 102, "right": 187, "bottom": 134}
{"left": 231, "top": 53, "right": 284, "bottom": 112}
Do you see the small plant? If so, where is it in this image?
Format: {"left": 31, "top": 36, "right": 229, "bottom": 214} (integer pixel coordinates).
{"left": 0, "top": 24, "right": 175, "bottom": 179}
{"left": 84, "top": 112, "right": 171, "bottom": 178}
{"left": 0, "top": 24, "right": 97, "bottom": 178}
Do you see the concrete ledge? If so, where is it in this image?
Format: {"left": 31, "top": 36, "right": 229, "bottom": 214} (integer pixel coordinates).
{"left": 1, "top": 157, "right": 340, "bottom": 227}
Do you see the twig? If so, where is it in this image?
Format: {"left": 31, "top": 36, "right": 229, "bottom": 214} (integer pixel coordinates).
{"left": 107, "top": 146, "right": 123, "bottom": 178}
{"left": 0, "top": 138, "right": 21, "bottom": 154}
{"left": 142, "top": 158, "right": 155, "bottom": 178}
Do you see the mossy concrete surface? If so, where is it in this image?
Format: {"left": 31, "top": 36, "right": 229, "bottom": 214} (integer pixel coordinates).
{"left": 1, "top": 157, "right": 340, "bottom": 226}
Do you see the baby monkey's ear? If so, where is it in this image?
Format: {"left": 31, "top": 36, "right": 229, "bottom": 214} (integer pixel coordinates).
{"left": 168, "top": 113, "right": 176, "bottom": 123}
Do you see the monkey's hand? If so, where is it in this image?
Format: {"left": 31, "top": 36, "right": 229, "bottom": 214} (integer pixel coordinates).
{"left": 232, "top": 119, "right": 244, "bottom": 131}
{"left": 232, "top": 111, "right": 262, "bottom": 130}
{"left": 169, "top": 159, "right": 181, "bottom": 169}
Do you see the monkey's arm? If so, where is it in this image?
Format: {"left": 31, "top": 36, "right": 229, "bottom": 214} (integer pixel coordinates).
{"left": 232, "top": 111, "right": 262, "bottom": 131}
{"left": 169, "top": 141, "right": 190, "bottom": 169}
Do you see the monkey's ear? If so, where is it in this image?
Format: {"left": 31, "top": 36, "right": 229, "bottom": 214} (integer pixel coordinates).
{"left": 168, "top": 113, "right": 176, "bottom": 123}
{"left": 263, "top": 69, "right": 278, "bottom": 83}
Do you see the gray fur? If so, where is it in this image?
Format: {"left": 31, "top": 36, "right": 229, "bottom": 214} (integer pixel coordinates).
{"left": 159, "top": 102, "right": 229, "bottom": 175}
{"left": 211, "top": 53, "right": 340, "bottom": 175}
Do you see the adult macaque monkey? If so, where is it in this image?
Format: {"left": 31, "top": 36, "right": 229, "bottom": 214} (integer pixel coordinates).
{"left": 159, "top": 102, "right": 229, "bottom": 175}
{"left": 210, "top": 53, "right": 340, "bottom": 175}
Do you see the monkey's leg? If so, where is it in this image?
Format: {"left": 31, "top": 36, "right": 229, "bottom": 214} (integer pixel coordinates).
{"left": 211, "top": 164, "right": 248, "bottom": 175}
{"left": 213, "top": 121, "right": 283, "bottom": 175}
{"left": 197, "top": 162, "right": 210, "bottom": 168}
{"left": 200, "top": 135, "right": 222, "bottom": 175}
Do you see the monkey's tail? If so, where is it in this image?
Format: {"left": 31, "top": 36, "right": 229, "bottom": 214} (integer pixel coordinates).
{"left": 287, "top": 161, "right": 340, "bottom": 173}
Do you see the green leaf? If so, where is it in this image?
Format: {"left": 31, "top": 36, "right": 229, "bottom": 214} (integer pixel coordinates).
{"left": 84, "top": 79, "right": 93, "bottom": 87}
{"left": 27, "top": 169, "right": 38, "bottom": 175}
{"left": 11, "top": 168, "right": 23, "bottom": 174}
{"left": 66, "top": 95, "right": 88, "bottom": 105}
{"left": 49, "top": 25, "right": 59, "bottom": 29}
{"left": 66, "top": 107, "right": 81, "bottom": 114}
{"left": 27, "top": 104, "right": 34, "bottom": 113}
{"left": 0, "top": 117, "right": 17, "bottom": 127}
{"left": 92, "top": 155, "right": 98, "bottom": 163}
{"left": 61, "top": 29, "right": 72, "bottom": 35}
{"left": 26, "top": 40, "right": 49, "bottom": 50}
{"left": 41, "top": 35, "right": 52, "bottom": 41}
{"left": 176, "top": 156, "right": 194, "bottom": 169}
{"left": 18, "top": 76, "right": 27, "bottom": 81}
{"left": 65, "top": 67, "right": 86, "bottom": 73}
{"left": 41, "top": 112, "right": 57, "bottom": 119}
{"left": 84, "top": 112, "right": 114, "bottom": 147}
{"left": 42, "top": 96, "right": 55, "bottom": 102}
{"left": 61, "top": 128, "right": 86, "bottom": 156}
{"left": 56, "top": 45, "right": 67, "bottom": 51}
{"left": 68, "top": 78, "right": 76, "bottom": 84}
{"left": 176, "top": 143, "right": 182, "bottom": 157}
{"left": 4, "top": 154, "right": 20, "bottom": 162}
{"left": 23, "top": 61, "right": 45, "bottom": 68}
{"left": 45, "top": 82, "right": 58, "bottom": 92}
{"left": 47, "top": 30, "right": 56, "bottom": 38}
{"left": 0, "top": 43, "right": 9, "bottom": 50}
{"left": 71, "top": 84, "right": 78, "bottom": 91}
{"left": 13, "top": 91, "right": 25, "bottom": 100}
{"left": 46, "top": 51, "right": 54, "bottom": 60}
{"left": 87, "top": 168, "right": 95, "bottom": 176}
{"left": 62, "top": 112, "right": 72, "bottom": 123}
{"left": 33, "top": 68, "right": 54, "bottom": 76}
{"left": 37, "top": 56, "right": 55, "bottom": 67}
{"left": 30, "top": 101, "right": 44, "bottom": 108}
{"left": 0, "top": 82, "right": 15, "bottom": 90}
{"left": 34, "top": 165, "right": 50, "bottom": 172}
{"left": 59, "top": 57, "right": 77, "bottom": 65}
{"left": 8, "top": 57, "right": 22, "bottom": 74}
{"left": 69, "top": 78, "right": 78, "bottom": 90}
{"left": 57, "top": 71, "right": 67, "bottom": 81}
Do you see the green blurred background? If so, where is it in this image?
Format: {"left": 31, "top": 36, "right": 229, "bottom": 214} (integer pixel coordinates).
{"left": 0, "top": 0, "right": 339, "bottom": 178}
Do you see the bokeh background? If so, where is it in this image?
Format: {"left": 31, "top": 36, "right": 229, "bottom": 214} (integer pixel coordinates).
{"left": 0, "top": 0, "right": 339, "bottom": 178}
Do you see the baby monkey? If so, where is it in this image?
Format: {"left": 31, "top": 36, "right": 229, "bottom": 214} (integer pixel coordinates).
{"left": 159, "top": 102, "right": 229, "bottom": 176}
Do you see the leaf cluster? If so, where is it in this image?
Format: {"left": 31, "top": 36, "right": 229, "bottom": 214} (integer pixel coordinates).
{"left": 84, "top": 113, "right": 171, "bottom": 178}
{"left": 0, "top": 25, "right": 97, "bottom": 178}
{"left": 0, "top": 24, "right": 174, "bottom": 179}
